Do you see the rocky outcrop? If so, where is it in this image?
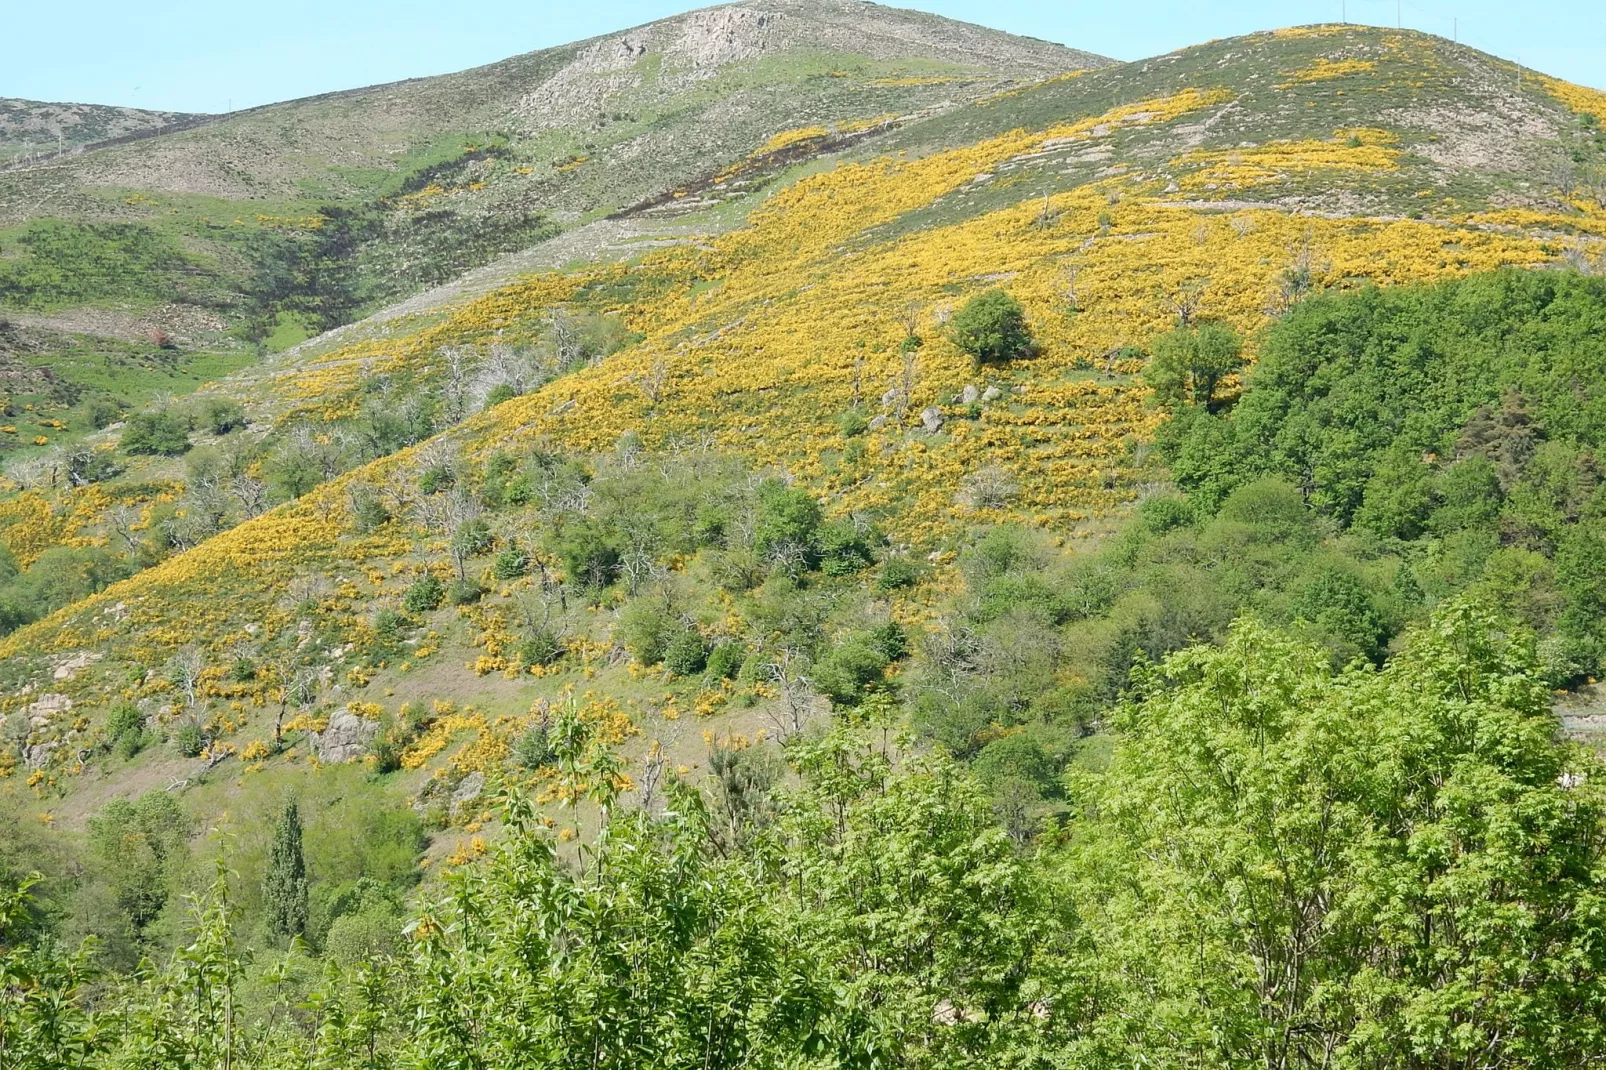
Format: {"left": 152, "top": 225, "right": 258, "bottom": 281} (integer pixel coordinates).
{"left": 313, "top": 707, "right": 379, "bottom": 763}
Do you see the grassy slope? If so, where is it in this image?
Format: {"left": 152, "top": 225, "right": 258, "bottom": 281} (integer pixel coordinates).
{"left": 5, "top": 25, "right": 1606, "bottom": 810}
{"left": 0, "top": 0, "right": 1102, "bottom": 466}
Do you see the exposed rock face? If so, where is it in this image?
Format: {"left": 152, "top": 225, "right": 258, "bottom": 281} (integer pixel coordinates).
{"left": 52, "top": 651, "right": 101, "bottom": 681}
{"left": 314, "top": 707, "right": 379, "bottom": 763}
{"left": 451, "top": 771, "right": 486, "bottom": 816}
{"left": 23, "top": 693, "right": 72, "bottom": 728}
{"left": 920, "top": 406, "right": 945, "bottom": 433}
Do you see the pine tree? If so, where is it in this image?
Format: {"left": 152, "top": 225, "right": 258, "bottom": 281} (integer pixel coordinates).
{"left": 263, "top": 799, "right": 309, "bottom": 938}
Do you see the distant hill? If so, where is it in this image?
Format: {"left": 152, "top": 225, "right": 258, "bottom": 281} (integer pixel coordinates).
{"left": 0, "top": 98, "right": 199, "bottom": 161}
{"left": 0, "top": 0, "right": 1107, "bottom": 356}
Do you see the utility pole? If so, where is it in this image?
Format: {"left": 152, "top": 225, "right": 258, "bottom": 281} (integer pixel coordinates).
{"left": 1397, "top": 0, "right": 1402, "bottom": 28}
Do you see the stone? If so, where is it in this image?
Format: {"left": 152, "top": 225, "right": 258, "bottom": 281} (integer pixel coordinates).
{"left": 920, "top": 407, "right": 944, "bottom": 433}
{"left": 21, "top": 693, "right": 71, "bottom": 727}
{"left": 451, "top": 771, "right": 486, "bottom": 813}
{"left": 868, "top": 414, "right": 889, "bottom": 432}
{"left": 959, "top": 384, "right": 979, "bottom": 404}
{"left": 881, "top": 386, "right": 900, "bottom": 408}
{"left": 313, "top": 706, "right": 379, "bottom": 763}
{"left": 981, "top": 385, "right": 1003, "bottom": 403}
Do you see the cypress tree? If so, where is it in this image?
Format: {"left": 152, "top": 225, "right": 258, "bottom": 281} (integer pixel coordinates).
{"left": 263, "top": 799, "right": 309, "bottom": 938}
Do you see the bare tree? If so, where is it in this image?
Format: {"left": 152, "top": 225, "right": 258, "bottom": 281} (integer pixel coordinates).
{"left": 762, "top": 647, "right": 817, "bottom": 740}
{"left": 640, "top": 355, "right": 670, "bottom": 404}
{"left": 166, "top": 646, "right": 205, "bottom": 713}
{"left": 1168, "top": 278, "right": 1209, "bottom": 327}
{"left": 229, "top": 473, "right": 269, "bottom": 519}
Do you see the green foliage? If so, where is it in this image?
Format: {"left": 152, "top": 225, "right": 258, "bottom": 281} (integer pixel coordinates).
{"left": 752, "top": 478, "right": 822, "bottom": 565}
{"left": 0, "top": 220, "right": 192, "bottom": 309}
{"left": 263, "top": 801, "right": 309, "bottom": 939}
{"left": 119, "top": 409, "right": 191, "bottom": 455}
{"left": 199, "top": 398, "right": 247, "bottom": 436}
{"left": 0, "top": 545, "right": 132, "bottom": 637}
{"left": 85, "top": 791, "right": 189, "bottom": 937}
{"left": 663, "top": 626, "right": 709, "bottom": 676}
{"left": 104, "top": 702, "right": 146, "bottom": 758}
{"left": 172, "top": 721, "right": 205, "bottom": 757}
{"left": 947, "top": 288, "right": 1033, "bottom": 367}
{"left": 1066, "top": 605, "right": 1606, "bottom": 1066}
{"left": 492, "top": 545, "right": 528, "bottom": 579}
{"left": 1160, "top": 270, "right": 1606, "bottom": 680}
{"left": 402, "top": 573, "right": 444, "bottom": 613}
{"left": 1143, "top": 320, "right": 1245, "bottom": 410}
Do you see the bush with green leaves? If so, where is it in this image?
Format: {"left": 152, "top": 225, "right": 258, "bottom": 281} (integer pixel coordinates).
{"left": 493, "top": 545, "right": 529, "bottom": 579}
{"left": 172, "top": 722, "right": 205, "bottom": 758}
{"left": 119, "top": 410, "right": 191, "bottom": 455}
{"left": 662, "top": 627, "right": 708, "bottom": 676}
{"left": 947, "top": 288, "right": 1033, "bottom": 368}
{"left": 199, "top": 398, "right": 247, "bottom": 436}
{"left": 402, "top": 573, "right": 445, "bottom": 613}
{"left": 1142, "top": 320, "right": 1245, "bottom": 410}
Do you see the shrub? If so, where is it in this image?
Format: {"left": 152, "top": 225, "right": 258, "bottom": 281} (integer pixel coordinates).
{"left": 418, "top": 465, "right": 455, "bottom": 494}
{"left": 876, "top": 557, "right": 925, "bottom": 591}
{"left": 753, "top": 479, "right": 821, "bottom": 564}
{"left": 104, "top": 703, "right": 145, "bottom": 756}
{"left": 87, "top": 397, "right": 125, "bottom": 429}
{"left": 618, "top": 598, "right": 674, "bottom": 665}
{"left": 519, "top": 628, "right": 565, "bottom": 668}
{"left": 349, "top": 485, "right": 390, "bottom": 533}
{"left": 493, "top": 546, "right": 529, "bottom": 579}
{"left": 948, "top": 289, "right": 1033, "bottom": 368}
{"left": 837, "top": 410, "right": 869, "bottom": 437}
{"left": 403, "top": 573, "right": 445, "bottom": 613}
{"left": 200, "top": 398, "right": 247, "bottom": 435}
{"left": 120, "top": 410, "right": 191, "bottom": 455}
{"left": 447, "top": 579, "right": 484, "bottom": 605}
{"left": 812, "top": 632, "right": 894, "bottom": 707}
{"left": 818, "top": 520, "right": 877, "bottom": 576}
{"left": 453, "top": 518, "right": 494, "bottom": 557}
{"left": 1144, "top": 321, "right": 1245, "bottom": 410}
{"left": 705, "top": 641, "right": 745, "bottom": 680}
{"left": 514, "top": 725, "right": 554, "bottom": 770}
{"left": 663, "top": 628, "right": 709, "bottom": 676}
{"left": 172, "top": 722, "right": 204, "bottom": 758}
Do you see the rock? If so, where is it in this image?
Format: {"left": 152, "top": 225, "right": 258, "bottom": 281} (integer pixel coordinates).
{"left": 920, "top": 407, "right": 944, "bottom": 433}
{"left": 23, "top": 740, "right": 57, "bottom": 770}
{"left": 959, "top": 384, "right": 979, "bottom": 404}
{"left": 981, "top": 385, "right": 1003, "bottom": 403}
{"left": 550, "top": 398, "right": 576, "bottom": 415}
{"left": 22, "top": 693, "right": 71, "bottom": 727}
{"left": 868, "top": 414, "right": 889, "bottom": 432}
{"left": 880, "top": 386, "right": 900, "bottom": 408}
{"left": 451, "top": 771, "right": 486, "bottom": 814}
{"left": 53, "top": 651, "right": 101, "bottom": 681}
{"left": 313, "top": 707, "right": 379, "bottom": 763}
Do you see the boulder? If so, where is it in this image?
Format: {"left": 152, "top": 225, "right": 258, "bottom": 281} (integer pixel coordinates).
{"left": 451, "top": 771, "right": 486, "bottom": 815}
{"left": 313, "top": 706, "right": 379, "bottom": 763}
{"left": 981, "top": 385, "right": 1003, "bottom": 403}
{"left": 868, "top": 414, "right": 889, "bottom": 432}
{"left": 920, "top": 407, "right": 944, "bottom": 433}
{"left": 959, "top": 384, "right": 979, "bottom": 404}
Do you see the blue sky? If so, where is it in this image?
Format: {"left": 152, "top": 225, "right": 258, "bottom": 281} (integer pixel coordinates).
{"left": 6, "top": 0, "right": 1603, "bottom": 114}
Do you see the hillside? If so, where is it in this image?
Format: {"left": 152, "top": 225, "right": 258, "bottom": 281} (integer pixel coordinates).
{"left": 0, "top": 98, "right": 199, "bottom": 161}
{"left": 7, "top": 13, "right": 1606, "bottom": 1067}
{"left": 3, "top": 19, "right": 1603, "bottom": 792}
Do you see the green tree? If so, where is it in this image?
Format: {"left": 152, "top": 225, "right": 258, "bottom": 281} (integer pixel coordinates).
{"left": 947, "top": 289, "right": 1033, "bottom": 368}
{"left": 263, "top": 800, "right": 309, "bottom": 939}
{"left": 1067, "top": 603, "right": 1606, "bottom": 1066}
{"left": 1144, "top": 320, "right": 1245, "bottom": 410}
{"left": 119, "top": 410, "right": 191, "bottom": 455}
